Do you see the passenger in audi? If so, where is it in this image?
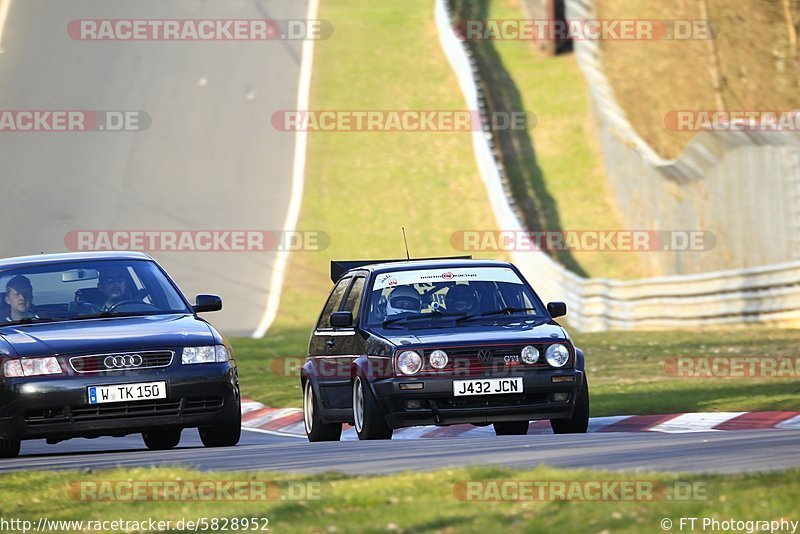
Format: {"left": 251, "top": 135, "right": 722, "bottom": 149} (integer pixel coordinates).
{"left": 3, "top": 275, "right": 38, "bottom": 323}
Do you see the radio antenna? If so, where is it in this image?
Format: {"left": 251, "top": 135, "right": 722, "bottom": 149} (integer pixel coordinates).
{"left": 402, "top": 227, "right": 411, "bottom": 260}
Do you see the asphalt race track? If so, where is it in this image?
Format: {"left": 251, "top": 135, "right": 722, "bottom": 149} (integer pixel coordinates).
{"left": 0, "top": 0, "right": 308, "bottom": 336}
{"left": 1, "top": 428, "right": 799, "bottom": 475}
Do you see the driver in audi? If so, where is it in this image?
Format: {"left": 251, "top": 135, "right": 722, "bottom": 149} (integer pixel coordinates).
{"left": 97, "top": 267, "right": 133, "bottom": 312}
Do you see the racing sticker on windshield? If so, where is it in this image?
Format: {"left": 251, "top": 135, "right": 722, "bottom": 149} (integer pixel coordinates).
{"left": 373, "top": 267, "right": 522, "bottom": 290}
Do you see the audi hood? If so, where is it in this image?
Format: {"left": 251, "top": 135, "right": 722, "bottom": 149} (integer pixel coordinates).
{"left": 0, "top": 314, "right": 217, "bottom": 358}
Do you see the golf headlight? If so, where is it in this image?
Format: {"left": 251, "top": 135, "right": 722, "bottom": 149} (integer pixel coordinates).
{"left": 182, "top": 345, "right": 229, "bottom": 364}
{"left": 545, "top": 344, "right": 570, "bottom": 368}
{"left": 429, "top": 350, "right": 448, "bottom": 369}
{"left": 521, "top": 345, "right": 539, "bottom": 364}
{"left": 397, "top": 350, "right": 423, "bottom": 375}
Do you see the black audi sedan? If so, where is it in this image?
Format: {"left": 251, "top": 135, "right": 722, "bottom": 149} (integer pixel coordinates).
{"left": 301, "top": 257, "right": 588, "bottom": 441}
{"left": 0, "top": 251, "right": 240, "bottom": 457}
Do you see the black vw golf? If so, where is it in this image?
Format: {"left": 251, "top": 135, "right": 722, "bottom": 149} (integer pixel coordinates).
{"left": 302, "top": 257, "right": 589, "bottom": 441}
{"left": 0, "top": 251, "right": 240, "bottom": 458}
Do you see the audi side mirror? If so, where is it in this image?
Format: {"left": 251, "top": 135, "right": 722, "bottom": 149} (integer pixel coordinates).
{"left": 194, "top": 294, "right": 222, "bottom": 313}
{"left": 330, "top": 311, "right": 353, "bottom": 328}
{"left": 547, "top": 301, "right": 567, "bottom": 318}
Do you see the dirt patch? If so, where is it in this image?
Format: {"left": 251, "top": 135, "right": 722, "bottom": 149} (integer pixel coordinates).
{"left": 597, "top": 0, "right": 800, "bottom": 159}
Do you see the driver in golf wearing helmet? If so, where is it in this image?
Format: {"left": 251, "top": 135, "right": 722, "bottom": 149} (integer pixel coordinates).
{"left": 385, "top": 286, "right": 422, "bottom": 317}
{"left": 445, "top": 284, "right": 480, "bottom": 314}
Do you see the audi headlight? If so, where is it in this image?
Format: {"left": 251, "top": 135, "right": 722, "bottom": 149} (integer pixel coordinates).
{"left": 182, "top": 345, "right": 228, "bottom": 364}
{"left": 2, "top": 357, "right": 62, "bottom": 377}
{"left": 429, "top": 350, "right": 448, "bottom": 369}
{"left": 396, "top": 350, "right": 422, "bottom": 376}
{"left": 521, "top": 345, "right": 539, "bottom": 364}
{"left": 215, "top": 345, "right": 230, "bottom": 362}
{"left": 545, "top": 344, "right": 570, "bottom": 368}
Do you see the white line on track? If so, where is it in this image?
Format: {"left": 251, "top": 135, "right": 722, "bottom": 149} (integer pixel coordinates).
{"left": 0, "top": 0, "right": 12, "bottom": 54}
{"left": 242, "top": 426, "right": 307, "bottom": 439}
{"left": 251, "top": 0, "right": 320, "bottom": 338}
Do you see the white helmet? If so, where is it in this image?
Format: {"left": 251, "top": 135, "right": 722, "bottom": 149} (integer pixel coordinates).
{"left": 385, "top": 286, "right": 422, "bottom": 317}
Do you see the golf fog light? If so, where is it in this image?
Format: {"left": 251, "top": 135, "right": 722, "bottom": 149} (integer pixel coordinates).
{"left": 545, "top": 344, "right": 570, "bottom": 368}
{"left": 429, "top": 349, "right": 449, "bottom": 369}
{"left": 397, "top": 351, "right": 423, "bottom": 376}
{"left": 405, "top": 400, "right": 423, "bottom": 410}
{"left": 521, "top": 345, "right": 539, "bottom": 364}
{"left": 552, "top": 392, "right": 570, "bottom": 402}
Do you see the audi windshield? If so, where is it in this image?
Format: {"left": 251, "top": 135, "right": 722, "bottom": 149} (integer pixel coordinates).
{"left": 366, "top": 266, "right": 546, "bottom": 328}
{"left": 0, "top": 259, "right": 192, "bottom": 326}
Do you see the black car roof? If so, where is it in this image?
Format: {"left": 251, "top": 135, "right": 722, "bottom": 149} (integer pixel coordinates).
{"left": 0, "top": 251, "right": 154, "bottom": 271}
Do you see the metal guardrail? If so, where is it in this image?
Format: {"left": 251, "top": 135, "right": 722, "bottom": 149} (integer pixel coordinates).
{"left": 436, "top": 0, "right": 800, "bottom": 331}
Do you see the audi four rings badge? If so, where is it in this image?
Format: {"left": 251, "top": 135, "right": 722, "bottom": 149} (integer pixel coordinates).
{"left": 104, "top": 354, "right": 143, "bottom": 368}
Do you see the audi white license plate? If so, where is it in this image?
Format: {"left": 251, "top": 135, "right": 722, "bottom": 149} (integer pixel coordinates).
{"left": 453, "top": 377, "right": 523, "bottom": 396}
{"left": 88, "top": 381, "right": 167, "bottom": 404}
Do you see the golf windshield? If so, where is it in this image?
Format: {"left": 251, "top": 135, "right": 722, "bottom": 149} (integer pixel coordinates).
{"left": 365, "top": 266, "right": 544, "bottom": 327}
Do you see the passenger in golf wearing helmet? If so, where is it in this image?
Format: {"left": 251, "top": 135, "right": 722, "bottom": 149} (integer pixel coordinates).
{"left": 445, "top": 284, "right": 480, "bottom": 314}
{"left": 384, "top": 286, "right": 422, "bottom": 317}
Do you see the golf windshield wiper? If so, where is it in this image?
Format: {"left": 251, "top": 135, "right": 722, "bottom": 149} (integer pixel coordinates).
{"left": 455, "top": 307, "right": 540, "bottom": 324}
{"left": 382, "top": 310, "right": 462, "bottom": 327}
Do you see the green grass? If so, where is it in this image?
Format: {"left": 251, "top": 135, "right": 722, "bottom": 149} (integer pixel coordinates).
{"left": 1, "top": 465, "right": 798, "bottom": 532}
{"left": 233, "top": 328, "right": 800, "bottom": 414}
{"left": 451, "top": 0, "right": 652, "bottom": 279}
{"left": 233, "top": 328, "right": 309, "bottom": 408}
{"left": 597, "top": 0, "right": 800, "bottom": 159}
{"left": 235, "top": 0, "right": 506, "bottom": 408}
{"left": 276, "top": 0, "right": 507, "bottom": 329}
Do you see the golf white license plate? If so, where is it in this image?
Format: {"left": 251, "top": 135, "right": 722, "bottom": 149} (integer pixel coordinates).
{"left": 453, "top": 377, "right": 523, "bottom": 396}
{"left": 88, "top": 381, "right": 167, "bottom": 404}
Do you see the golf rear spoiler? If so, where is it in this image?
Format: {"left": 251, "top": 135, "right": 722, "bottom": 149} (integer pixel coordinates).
{"left": 330, "top": 256, "right": 472, "bottom": 283}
